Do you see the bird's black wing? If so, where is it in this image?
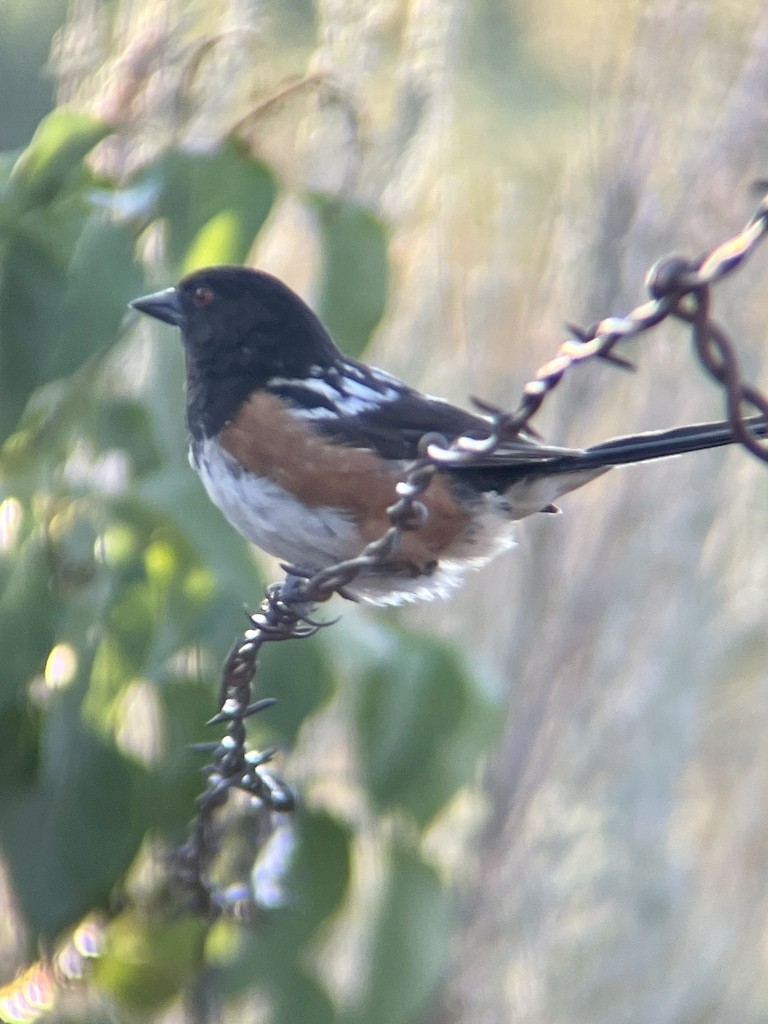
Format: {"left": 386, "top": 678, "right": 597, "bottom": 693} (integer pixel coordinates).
{"left": 311, "top": 385, "right": 581, "bottom": 466}
{"left": 312, "top": 379, "right": 767, "bottom": 486}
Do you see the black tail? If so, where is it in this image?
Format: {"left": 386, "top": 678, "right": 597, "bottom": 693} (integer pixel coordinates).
{"left": 455, "top": 414, "right": 766, "bottom": 516}
{"left": 572, "top": 414, "right": 767, "bottom": 473}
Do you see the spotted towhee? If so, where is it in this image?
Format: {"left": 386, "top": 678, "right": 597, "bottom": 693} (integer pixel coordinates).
{"left": 131, "top": 266, "right": 765, "bottom": 604}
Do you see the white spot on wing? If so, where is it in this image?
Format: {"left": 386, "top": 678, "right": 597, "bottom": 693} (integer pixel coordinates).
{"left": 294, "top": 377, "right": 341, "bottom": 402}
{"left": 267, "top": 365, "right": 404, "bottom": 420}
{"left": 340, "top": 376, "right": 396, "bottom": 401}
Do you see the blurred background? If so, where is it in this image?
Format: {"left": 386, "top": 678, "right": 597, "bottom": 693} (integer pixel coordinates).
{"left": 1, "top": 0, "right": 768, "bottom": 1021}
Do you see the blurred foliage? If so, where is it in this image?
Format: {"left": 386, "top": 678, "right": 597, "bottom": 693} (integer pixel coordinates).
{"left": 0, "top": 0, "right": 68, "bottom": 149}
{"left": 0, "top": 104, "right": 500, "bottom": 1022}
{"left": 312, "top": 195, "right": 390, "bottom": 358}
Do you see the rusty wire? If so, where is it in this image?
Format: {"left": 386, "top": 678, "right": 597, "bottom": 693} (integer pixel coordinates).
{"left": 428, "top": 198, "right": 768, "bottom": 466}
{"left": 173, "top": 190, "right": 768, "bottom": 914}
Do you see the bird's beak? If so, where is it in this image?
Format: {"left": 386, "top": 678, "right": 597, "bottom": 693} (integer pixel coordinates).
{"left": 130, "top": 287, "right": 183, "bottom": 326}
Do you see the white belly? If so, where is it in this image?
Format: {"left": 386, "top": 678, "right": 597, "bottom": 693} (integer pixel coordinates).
{"left": 194, "top": 437, "right": 361, "bottom": 569}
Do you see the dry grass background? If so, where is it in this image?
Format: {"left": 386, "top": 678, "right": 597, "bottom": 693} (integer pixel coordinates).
{"left": 48, "top": 0, "right": 768, "bottom": 1020}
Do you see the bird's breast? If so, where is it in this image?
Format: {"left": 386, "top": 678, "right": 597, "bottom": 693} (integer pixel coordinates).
{"left": 194, "top": 434, "right": 361, "bottom": 569}
{"left": 193, "top": 433, "right": 520, "bottom": 603}
{"left": 192, "top": 392, "right": 478, "bottom": 573}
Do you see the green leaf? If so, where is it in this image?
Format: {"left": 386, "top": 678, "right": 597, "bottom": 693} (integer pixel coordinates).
{"left": 0, "top": 215, "right": 72, "bottom": 439}
{"left": 95, "top": 913, "right": 207, "bottom": 1012}
{"left": 0, "top": 700, "right": 41, "bottom": 789}
{"left": 255, "top": 638, "right": 336, "bottom": 746}
{"left": 93, "top": 397, "right": 162, "bottom": 478}
{"left": 350, "top": 623, "right": 500, "bottom": 825}
{"left": 0, "top": 208, "right": 143, "bottom": 441}
{"left": 0, "top": 697, "right": 148, "bottom": 940}
{"left": 289, "top": 808, "right": 352, "bottom": 927}
{"left": 182, "top": 208, "right": 249, "bottom": 270}
{"left": 59, "top": 214, "right": 145, "bottom": 373}
{"left": 150, "top": 679, "right": 228, "bottom": 837}
{"left": 143, "top": 139, "right": 277, "bottom": 273}
{"left": 0, "top": 113, "right": 142, "bottom": 442}
{"left": 137, "top": 465, "right": 264, "bottom": 601}
{"left": 272, "top": 974, "right": 337, "bottom": 1024}
{"left": 0, "top": 151, "right": 17, "bottom": 195}
{"left": 0, "top": 485, "right": 119, "bottom": 719}
{"left": 9, "top": 109, "right": 109, "bottom": 206}
{"left": 312, "top": 196, "right": 389, "bottom": 357}
{"left": 349, "top": 841, "right": 450, "bottom": 1024}
{"left": 0, "top": 530, "right": 63, "bottom": 708}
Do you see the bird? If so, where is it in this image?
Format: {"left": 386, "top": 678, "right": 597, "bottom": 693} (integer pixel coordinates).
{"left": 130, "top": 265, "right": 765, "bottom": 605}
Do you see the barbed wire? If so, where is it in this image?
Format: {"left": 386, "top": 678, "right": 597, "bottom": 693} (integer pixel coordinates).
{"left": 172, "top": 189, "right": 768, "bottom": 914}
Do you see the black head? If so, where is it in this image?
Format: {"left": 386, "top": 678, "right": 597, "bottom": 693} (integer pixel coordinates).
{"left": 131, "top": 266, "right": 343, "bottom": 438}
{"left": 131, "top": 266, "right": 342, "bottom": 376}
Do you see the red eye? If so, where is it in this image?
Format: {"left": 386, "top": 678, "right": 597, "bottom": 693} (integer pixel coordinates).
{"left": 193, "top": 286, "right": 215, "bottom": 308}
